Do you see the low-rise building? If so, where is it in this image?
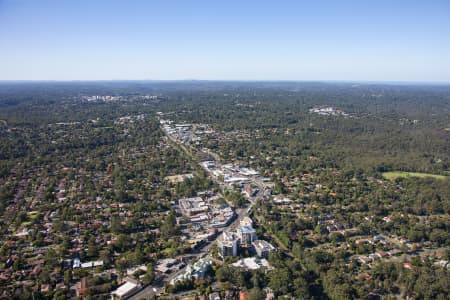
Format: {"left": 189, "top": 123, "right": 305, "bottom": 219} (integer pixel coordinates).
{"left": 156, "top": 258, "right": 178, "bottom": 273}
{"left": 80, "top": 260, "right": 103, "bottom": 268}
{"left": 210, "top": 207, "right": 236, "bottom": 228}
{"left": 179, "top": 197, "right": 209, "bottom": 216}
{"left": 170, "top": 257, "right": 213, "bottom": 285}
{"left": 232, "top": 257, "right": 272, "bottom": 270}
{"left": 111, "top": 278, "right": 141, "bottom": 300}
{"left": 209, "top": 292, "right": 221, "bottom": 300}
{"left": 73, "top": 258, "right": 81, "bottom": 269}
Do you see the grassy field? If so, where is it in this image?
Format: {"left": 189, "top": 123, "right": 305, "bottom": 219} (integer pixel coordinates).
{"left": 382, "top": 171, "right": 448, "bottom": 180}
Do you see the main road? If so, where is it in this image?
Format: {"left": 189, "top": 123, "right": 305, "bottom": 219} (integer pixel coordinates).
{"left": 128, "top": 205, "right": 254, "bottom": 300}
{"left": 129, "top": 123, "right": 261, "bottom": 300}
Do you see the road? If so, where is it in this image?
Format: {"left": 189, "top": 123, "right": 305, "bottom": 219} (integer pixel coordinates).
{"left": 130, "top": 123, "right": 263, "bottom": 300}
{"left": 129, "top": 204, "right": 254, "bottom": 300}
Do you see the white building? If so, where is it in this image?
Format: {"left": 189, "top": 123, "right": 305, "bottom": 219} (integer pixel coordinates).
{"left": 179, "top": 197, "right": 208, "bottom": 216}
{"left": 73, "top": 258, "right": 81, "bottom": 269}
{"left": 170, "top": 257, "right": 213, "bottom": 285}
{"left": 81, "top": 260, "right": 104, "bottom": 268}
{"left": 252, "top": 240, "right": 276, "bottom": 258}
{"left": 224, "top": 176, "right": 250, "bottom": 184}
{"left": 218, "top": 231, "right": 239, "bottom": 257}
{"left": 111, "top": 279, "right": 141, "bottom": 300}
{"left": 239, "top": 168, "right": 258, "bottom": 176}
{"left": 232, "top": 257, "right": 272, "bottom": 270}
{"left": 237, "top": 226, "right": 257, "bottom": 247}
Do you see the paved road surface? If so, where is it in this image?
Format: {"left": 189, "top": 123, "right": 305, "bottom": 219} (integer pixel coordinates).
{"left": 129, "top": 123, "right": 263, "bottom": 300}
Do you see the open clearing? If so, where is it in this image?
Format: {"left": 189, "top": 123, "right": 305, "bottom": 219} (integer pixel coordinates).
{"left": 382, "top": 171, "right": 448, "bottom": 180}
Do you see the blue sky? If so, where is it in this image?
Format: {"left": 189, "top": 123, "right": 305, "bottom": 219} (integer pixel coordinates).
{"left": 1, "top": 0, "right": 449, "bottom": 81}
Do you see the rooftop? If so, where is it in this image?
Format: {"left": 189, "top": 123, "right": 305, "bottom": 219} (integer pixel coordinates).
{"left": 111, "top": 281, "right": 139, "bottom": 297}
{"left": 252, "top": 240, "right": 275, "bottom": 251}
{"left": 232, "top": 257, "right": 272, "bottom": 270}
{"left": 239, "top": 226, "right": 256, "bottom": 234}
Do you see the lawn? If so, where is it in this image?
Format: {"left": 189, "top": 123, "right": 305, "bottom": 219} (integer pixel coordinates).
{"left": 382, "top": 171, "right": 448, "bottom": 180}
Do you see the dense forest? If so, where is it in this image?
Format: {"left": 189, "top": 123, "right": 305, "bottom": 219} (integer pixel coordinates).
{"left": 0, "top": 81, "right": 448, "bottom": 299}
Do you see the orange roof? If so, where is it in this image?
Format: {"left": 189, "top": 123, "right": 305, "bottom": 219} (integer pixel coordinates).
{"left": 240, "top": 291, "right": 248, "bottom": 300}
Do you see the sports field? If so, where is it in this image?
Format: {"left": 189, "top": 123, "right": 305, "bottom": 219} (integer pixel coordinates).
{"left": 382, "top": 171, "right": 448, "bottom": 180}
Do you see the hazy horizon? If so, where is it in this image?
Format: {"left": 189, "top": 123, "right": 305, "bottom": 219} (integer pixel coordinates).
{"left": 1, "top": 79, "right": 450, "bottom": 86}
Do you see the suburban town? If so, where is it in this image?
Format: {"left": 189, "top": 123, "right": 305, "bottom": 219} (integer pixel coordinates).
{"left": 0, "top": 83, "right": 448, "bottom": 300}
{"left": 1, "top": 0, "right": 450, "bottom": 299}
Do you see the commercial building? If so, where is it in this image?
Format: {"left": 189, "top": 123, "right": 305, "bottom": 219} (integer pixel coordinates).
{"left": 232, "top": 257, "right": 272, "bottom": 270}
{"left": 170, "top": 257, "right": 213, "bottom": 285}
{"left": 252, "top": 240, "right": 276, "bottom": 258}
{"left": 179, "top": 197, "right": 208, "bottom": 216}
{"left": 224, "top": 176, "right": 250, "bottom": 184}
{"left": 218, "top": 231, "right": 239, "bottom": 257}
{"left": 210, "top": 207, "right": 236, "bottom": 228}
{"left": 111, "top": 278, "right": 141, "bottom": 300}
{"left": 237, "top": 226, "right": 257, "bottom": 247}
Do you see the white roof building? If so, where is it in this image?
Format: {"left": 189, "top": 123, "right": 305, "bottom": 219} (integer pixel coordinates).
{"left": 237, "top": 225, "right": 257, "bottom": 247}
{"left": 218, "top": 231, "right": 239, "bottom": 257}
{"left": 179, "top": 197, "right": 208, "bottom": 216}
{"left": 81, "top": 261, "right": 104, "bottom": 268}
{"left": 111, "top": 280, "right": 141, "bottom": 300}
{"left": 170, "top": 257, "right": 213, "bottom": 285}
{"left": 232, "top": 257, "right": 272, "bottom": 270}
{"left": 224, "top": 176, "right": 249, "bottom": 183}
{"left": 252, "top": 240, "right": 276, "bottom": 258}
